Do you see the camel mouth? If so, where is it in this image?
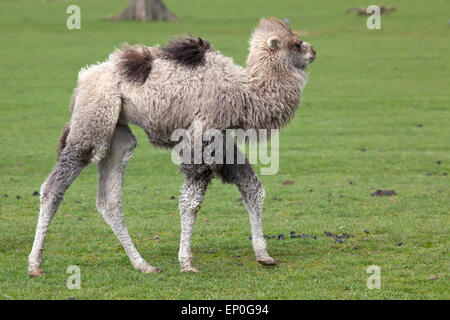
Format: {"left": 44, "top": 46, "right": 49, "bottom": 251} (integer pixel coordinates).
{"left": 296, "top": 52, "right": 316, "bottom": 70}
{"left": 295, "top": 46, "right": 316, "bottom": 70}
{"left": 308, "top": 48, "right": 316, "bottom": 63}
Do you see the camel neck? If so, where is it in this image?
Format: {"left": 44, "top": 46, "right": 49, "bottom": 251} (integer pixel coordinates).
{"left": 240, "top": 67, "right": 306, "bottom": 131}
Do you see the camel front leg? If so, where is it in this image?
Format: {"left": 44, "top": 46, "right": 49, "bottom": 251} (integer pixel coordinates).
{"left": 216, "top": 145, "right": 276, "bottom": 266}
{"left": 241, "top": 176, "right": 276, "bottom": 265}
{"left": 178, "top": 166, "right": 212, "bottom": 272}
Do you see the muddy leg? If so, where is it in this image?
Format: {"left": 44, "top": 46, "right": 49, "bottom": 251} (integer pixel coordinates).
{"left": 178, "top": 166, "right": 212, "bottom": 272}
{"left": 28, "top": 149, "right": 89, "bottom": 276}
{"left": 216, "top": 146, "right": 276, "bottom": 266}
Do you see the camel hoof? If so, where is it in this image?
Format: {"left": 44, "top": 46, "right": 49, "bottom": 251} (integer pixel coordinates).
{"left": 29, "top": 268, "right": 45, "bottom": 277}
{"left": 142, "top": 266, "right": 162, "bottom": 273}
{"left": 257, "top": 257, "right": 277, "bottom": 266}
{"left": 181, "top": 266, "right": 200, "bottom": 273}
{"left": 135, "top": 261, "right": 162, "bottom": 273}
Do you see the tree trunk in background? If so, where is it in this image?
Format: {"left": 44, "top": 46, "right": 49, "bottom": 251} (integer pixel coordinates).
{"left": 113, "top": 0, "right": 178, "bottom": 22}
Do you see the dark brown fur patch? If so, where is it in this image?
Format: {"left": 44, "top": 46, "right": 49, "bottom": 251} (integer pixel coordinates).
{"left": 161, "top": 36, "right": 211, "bottom": 67}
{"left": 119, "top": 45, "right": 153, "bottom": 84}
{"left": 57, "top": 122, "right": 71, "bottom": 155}
{"left": 81, "top": 146, "right": 94, "bottom": 165}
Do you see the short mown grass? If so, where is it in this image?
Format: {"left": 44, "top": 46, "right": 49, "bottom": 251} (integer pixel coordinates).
{"left": 0, "top": 0, "right": 448, "bottom": 299}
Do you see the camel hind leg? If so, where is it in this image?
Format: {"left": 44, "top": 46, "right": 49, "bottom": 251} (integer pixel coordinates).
{"left": 28, "top": 145, "right": 91, "bottom": 276}
{"left": 96, "top": 125, "right": 160, "bottom": 273}
{"left": 28, "top": 88, "right": 122, "bottom": 276}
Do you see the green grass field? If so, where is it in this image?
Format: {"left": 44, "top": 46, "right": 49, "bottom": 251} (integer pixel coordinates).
{"left": 0, "top": 0, "right": 449, "bottom": 299}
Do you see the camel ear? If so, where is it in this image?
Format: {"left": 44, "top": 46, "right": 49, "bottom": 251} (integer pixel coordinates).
{"left": 267, "top": 37, "right": 281, "bottom": 50}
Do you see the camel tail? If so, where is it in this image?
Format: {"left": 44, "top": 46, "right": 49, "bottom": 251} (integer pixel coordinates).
{"left": 57, "top": 122, "right": 71, "bottom": 155}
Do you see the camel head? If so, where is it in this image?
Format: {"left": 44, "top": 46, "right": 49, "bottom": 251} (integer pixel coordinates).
{"left": 247, "top": 18, "right": 316, "bottom": 76}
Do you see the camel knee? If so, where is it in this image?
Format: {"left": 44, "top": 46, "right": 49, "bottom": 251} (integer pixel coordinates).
{"left": 179, "top": 171, "right": 211, "bottom": 214}
{"left": 41, "top": 149, "right": 88, "bottom": 204}
{"left": 96, "top": 195, "right": 122, "bottom": 220}
{"left": 179, "top": 191, "right": 204, "bottom": 215}
{"left": 252, "top": 179, "right": 265, "bottom": 201}
{"left": 238, "top": 173, "right": 265, "bottom": 201}
{"left": 245, "top": 182, "right": 265, "bottom": 216}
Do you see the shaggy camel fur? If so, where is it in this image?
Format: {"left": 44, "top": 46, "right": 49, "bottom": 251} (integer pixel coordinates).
{"left": 28, "top": 18, "right": 316, "bottom": 275}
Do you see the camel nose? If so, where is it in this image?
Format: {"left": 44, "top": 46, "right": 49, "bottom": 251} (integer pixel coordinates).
{"left": 302, "top": 42, "right": 316, "bottom": 61}
{"left": 302, "top": 41, "right": 311, "bottom": 50}
{"left": 302, "top": 42, "right": 315, "bottom": 55}
{"left": 305, "top": 42, "right": 316, "bottom": 55}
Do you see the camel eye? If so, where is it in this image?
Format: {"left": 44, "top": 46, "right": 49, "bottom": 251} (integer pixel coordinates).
{"left": 294, "top": 41, "right": 303, "bottom": 49}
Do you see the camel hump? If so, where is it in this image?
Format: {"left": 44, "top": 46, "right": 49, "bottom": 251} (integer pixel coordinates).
{"left": 118, "top": 45, "right": 153, "bottom": 84}
{"left": 160, "top": 36, "right": 211, "bottom": 67}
